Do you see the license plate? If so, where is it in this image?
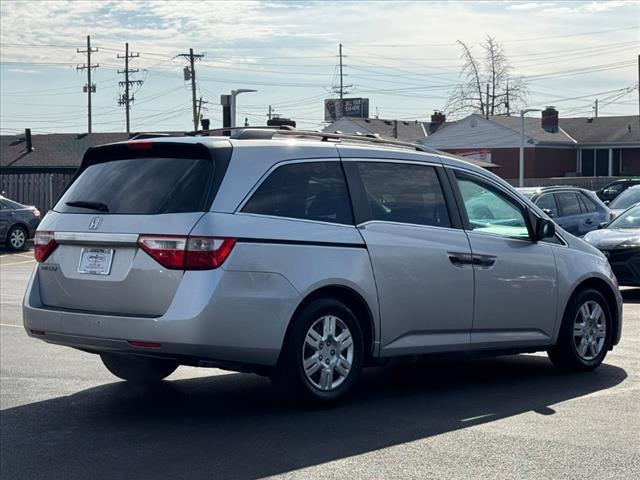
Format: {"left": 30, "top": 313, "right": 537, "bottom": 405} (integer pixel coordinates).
{"left": 78, "top": 248, "right": 114, "bottom": 275}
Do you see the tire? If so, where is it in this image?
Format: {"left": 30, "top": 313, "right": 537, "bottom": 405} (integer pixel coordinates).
{"left": 6, "top": 225, "right": 27, "bottom": 251}
{"left": 100, "top": 353, "right": 178, "bottom": 383}
{"left": 273, "top": 298, "right": 364, "bottom": 405}
{"left": 548, "top": 288, "right": 611, "bottom": 372}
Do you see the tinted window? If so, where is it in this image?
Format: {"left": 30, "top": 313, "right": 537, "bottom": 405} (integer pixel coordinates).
{"left": 579, "top": 193, "right": 598, "bottom": 213}
{"left": 535, "top": 194, "right": 558, "bottom": 217}
{"left": 242, "top": 162, "right": 353, "bottom": 225}
{"left": 555, "top": 192, "right": 582, "bottom": 216}
{"left": 56, "top": 157, "right": 213, "bottom": 214}
{"left": 356, "top": 162, "right": 450, "bottom": 228}
{"left": 456, "top": 174, "right": 528, "bottom": 238}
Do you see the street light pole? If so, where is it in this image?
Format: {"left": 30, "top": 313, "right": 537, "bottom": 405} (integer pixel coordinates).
{"left": 230, "top": 89, "right": 257, "bottom": 127}
{"left": 519, "top": 108, "right": 541, "bottom": 187}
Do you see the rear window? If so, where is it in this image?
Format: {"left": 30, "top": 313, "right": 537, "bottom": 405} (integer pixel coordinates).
{"left": 56, "top": 157, "right": 213, "bottom": 214}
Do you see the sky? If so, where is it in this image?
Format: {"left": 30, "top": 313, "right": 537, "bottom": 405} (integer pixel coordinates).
{"left": 1, "top": 0, "right": 639, "bottom": 135}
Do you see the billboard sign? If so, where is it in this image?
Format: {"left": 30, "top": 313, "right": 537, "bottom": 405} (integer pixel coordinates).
{"left": 325, "top": 98, "right": 370, "bottom": 121}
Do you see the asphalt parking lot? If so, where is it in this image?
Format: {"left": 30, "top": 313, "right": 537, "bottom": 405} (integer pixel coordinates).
{"left": 1, "top": 249, "right": 639, "bottom": 479}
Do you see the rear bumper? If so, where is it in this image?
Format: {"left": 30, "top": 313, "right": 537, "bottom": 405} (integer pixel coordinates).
{"left": 23, "top": 266, "right": 301, "bottom": 367}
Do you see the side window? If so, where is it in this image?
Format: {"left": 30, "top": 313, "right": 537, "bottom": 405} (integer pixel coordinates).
{"left": 535, "top": 194, "right": 558, "bottom": 217}
{"left": 356, "top": 162, "right": 451, "bottom": 228}
{"left": 455, "top": 173, "right": 529, "bottom": 238}
{"left": 579, "top": 193, "right": 598, "bottom": 213}
{"left": 242, "top": 161, "right": 353, "bottom": 225}
{"left": 555, "top": 192, "right": 582, "bottom": 216}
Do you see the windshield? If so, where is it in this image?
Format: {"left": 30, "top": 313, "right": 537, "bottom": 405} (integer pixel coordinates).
{"left": 608, "top": 205, "right": 640, "bottom": 229}
{"left": 609, "top": 187, "right": 640, "bottom": 210}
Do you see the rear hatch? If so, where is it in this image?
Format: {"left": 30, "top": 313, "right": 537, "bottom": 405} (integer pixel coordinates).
{"left": 36, "top": 140, "right": 230, "bottom": 317}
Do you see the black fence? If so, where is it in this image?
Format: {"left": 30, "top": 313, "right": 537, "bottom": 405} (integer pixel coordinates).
{"left": 1, "top": 172, "right": 74, "bottom": 212}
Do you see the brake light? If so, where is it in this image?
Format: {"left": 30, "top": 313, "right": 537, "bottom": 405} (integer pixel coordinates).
{"left": 34, "top": 231, "right": 58, "bottom": 262}
{"left": 610, "top": 211, "right": 618, "bottom": 222}
{"left": 137, "top": 235, "right": 235, "bottom": 270}
{"left": 32, "top": 209, "right": 41, "bottom": 217}
{"left": 127, "top": 140, "right": 153, "bottom": 150}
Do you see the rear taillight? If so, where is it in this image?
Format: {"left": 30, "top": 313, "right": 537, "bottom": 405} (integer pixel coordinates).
{"left": 610, "top": 211, "right": 618, "bottom": 222}
{"left": 137, "top": 235, "right": 235, "bottom": 270}
{"left": 34, "top": 231, "right": 58, "bottom": 262}
{"left": 32, "top": 209, "right": 41, "bottom": 218}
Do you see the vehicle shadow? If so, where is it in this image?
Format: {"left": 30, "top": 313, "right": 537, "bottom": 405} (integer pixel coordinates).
{"left": 0, "top": 355, "right": 627, "bottom": 480}
{"left": 621, "top": 288, "right": 640, "bottom": 304}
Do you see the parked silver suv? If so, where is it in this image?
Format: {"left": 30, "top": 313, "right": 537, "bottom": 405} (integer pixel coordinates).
{"left": 23, "top": 129, "right": 623, "bottom": 404}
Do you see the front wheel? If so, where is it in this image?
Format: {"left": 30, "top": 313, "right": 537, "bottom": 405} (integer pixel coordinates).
{"left": 100, "top": 353, "right": 178, "bottom": 383}
{"left": 7, "top": 225, "right": 27, "bottom": 251}
{"left": 548, "top": 288, "right": 611, "bottom": 371}
{"left": 273, "top": 298, "right": 364, "bottom": 405}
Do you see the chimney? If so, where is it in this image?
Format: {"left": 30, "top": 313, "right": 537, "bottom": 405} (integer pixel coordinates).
{"left": 541, "top": 106, "right": 558, "bottom": 133}
{"left": 429, "top": 110, "right": 446, "bottom": 134}
{"left": 25, "top": 128, "right": 33, "bottom": 152}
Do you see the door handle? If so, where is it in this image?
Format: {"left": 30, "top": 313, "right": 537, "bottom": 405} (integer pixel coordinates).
{"left": 447, "top": 252, "right": 474, "bottom": 267}
{"left": 585, "top": 219, "right": 593, "bottom": 225}
{"left": 472, "top": 254, "right": 496, "bottom": 268}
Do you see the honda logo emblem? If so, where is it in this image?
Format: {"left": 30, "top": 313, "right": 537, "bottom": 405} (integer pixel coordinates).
{"left": 88, "top": 216, "right": 103, "bottom": 230}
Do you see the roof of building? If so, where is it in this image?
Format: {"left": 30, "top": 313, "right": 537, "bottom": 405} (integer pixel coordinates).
{"left": 1, "top": 132, "right": 128, "bottom": 169}
{"left": 489, "top": 114, "right": 640, "bottom": 146}
{"left": 559, "top": 116, "right": 640, "bottom": 145}
{"left": 324, "top": 117, "right": 449, "bottom": 143}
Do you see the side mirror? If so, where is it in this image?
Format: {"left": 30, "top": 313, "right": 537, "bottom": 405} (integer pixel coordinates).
{"left": 598, "top": 222, "right": 608, "bottom": 230}
{"left": 542, "top": 208, "right": 554, "bottom": 218}
{"left": 534, "top": 217, "right": 556, "bottom": 241}
{"left": 604, "top": 200, "right": 611, "bottom": 206}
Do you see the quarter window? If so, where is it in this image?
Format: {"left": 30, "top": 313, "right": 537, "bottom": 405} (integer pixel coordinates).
{"left": 456, "top": 173, "right": 529, "bottom": 238}
{"left": 579, "top": 193, "right": 598, "bottom": 213}
{"left": 356, "top": 162, "right": 451, "bottom": 228}
{"left": 242, "top": 161, "right": 353, "bottom": 225}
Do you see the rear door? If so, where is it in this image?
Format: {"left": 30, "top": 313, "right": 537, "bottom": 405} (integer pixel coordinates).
{"left": 577, "top": 191, "right": 601, "bottom": 234}
{"left": 344, "top": 159, "right": 474, "bottom": 356}
{"left": 36, "top": 141, "right": 228, "bottom": 317}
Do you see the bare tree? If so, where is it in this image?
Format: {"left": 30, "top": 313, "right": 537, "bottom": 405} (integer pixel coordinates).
{"left": 445, "top": 36, "right": 527, "bottom": 118}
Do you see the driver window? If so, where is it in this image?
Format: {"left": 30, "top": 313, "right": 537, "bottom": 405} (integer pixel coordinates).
{"left": 455, "top": 173, "right": 529, "bottom": 239}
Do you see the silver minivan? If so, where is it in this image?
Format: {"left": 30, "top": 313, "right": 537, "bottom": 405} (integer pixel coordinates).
{"left": 23, "top": 130, "right": 623, "bottom": 404}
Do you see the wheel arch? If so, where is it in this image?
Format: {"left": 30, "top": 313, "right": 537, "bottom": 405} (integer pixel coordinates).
{"left": 6, "top": 222, "right": 29, "bottom": 243}
{"left": 284, "top": 284, "right": 377, "bottom": 364}
{"left": 563, "top": 276, "right": 621, "bottom": 348}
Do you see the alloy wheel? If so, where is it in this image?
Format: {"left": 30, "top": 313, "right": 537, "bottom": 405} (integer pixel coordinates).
{"left": 302, "top": 315, "right": 354, "bottom": 391}
{"left": 9, "top": 228, "right": 26, "bottom": 249}
{"left": 573, "top": 300, "right": 607, "bottom": 361}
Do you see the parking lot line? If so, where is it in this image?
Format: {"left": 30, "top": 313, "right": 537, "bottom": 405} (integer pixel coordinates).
{"left": 0, "top": 259, "right": 36, "bottom": 266}
{"left": 0, "top": 323, "right": 22, "bottom": 328}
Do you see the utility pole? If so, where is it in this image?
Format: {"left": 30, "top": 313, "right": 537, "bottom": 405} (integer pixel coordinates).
{"left": 339, "top": 43, "right": 344, "bottom": 100}
{"left": 117, "top": 43, "right": 143, "bottom": 134}
{"left": 178, "top": 48, "right": 205, "bottom": 131}
{"left": 595, "top": 99, "right": 598, "bottom": 118}
{"left": 77, "top": 35, "right": 98, "bottom": 133}
{"left": 268, "top": 105, "right": 273, "bottom": 121}
{"left": 486, "top": 83, "right": 490, "bottom": 119}
{"left": 505, "top": 82, "right": 510, "bottom": 116}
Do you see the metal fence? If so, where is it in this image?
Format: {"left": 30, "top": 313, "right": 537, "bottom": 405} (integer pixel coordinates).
{"left": 0, "top": 172, "right": 74, "bottom": 212}
{"left": 504, "top": 177, "right": 619, "bottom": 191}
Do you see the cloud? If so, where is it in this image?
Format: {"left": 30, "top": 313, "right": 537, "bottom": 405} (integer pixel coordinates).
{"left": 507, "top": 2, "right": 555, "bottom": 11}
{"left": 7, "top": 68, "right": 41, "bottom": 75}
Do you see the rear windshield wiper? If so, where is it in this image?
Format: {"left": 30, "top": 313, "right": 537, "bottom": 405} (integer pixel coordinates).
{"left": 65, "top": 200, "right": 110, "bottom": 212}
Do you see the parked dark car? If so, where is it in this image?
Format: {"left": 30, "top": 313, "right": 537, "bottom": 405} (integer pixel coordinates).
{"left": 518, "top": 186, "right": 610, "bottom": 237}
{"left": 596, "top": 178, "right": 640, "bottom": 203}
{"left": 584, "top": 204, "right": 640, "bottom": 286}
{"left": 0, "top": 196, "right": 41, "bottom": 251}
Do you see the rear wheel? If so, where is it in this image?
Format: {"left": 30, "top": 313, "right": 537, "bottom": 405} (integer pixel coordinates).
{"left": 100, "top": 353, "right": 178, "bottom": 383}
{"left": 273, "top": 298, "right": 364, "bottom": 405}
{"left": 7, "top": 225, "right": 27, "bottom": 251}
{"left": 548, "top": 288, "right": 611, "bottom": 371}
